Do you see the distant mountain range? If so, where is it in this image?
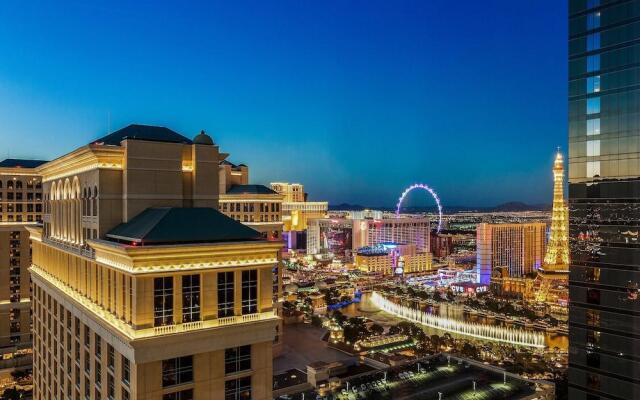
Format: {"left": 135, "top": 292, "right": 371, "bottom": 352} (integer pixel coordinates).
{"left": 329, "top": 201, "right": 551, "bottom": 213}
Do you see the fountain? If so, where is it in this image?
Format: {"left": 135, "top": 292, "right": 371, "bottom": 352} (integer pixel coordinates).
{"left": 371, "top": 292, "right": 545, "bottom": 348}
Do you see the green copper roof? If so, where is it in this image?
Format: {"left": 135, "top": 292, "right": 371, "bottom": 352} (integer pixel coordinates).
{"left": 226, "top": 184, "right": 279, "bottom": 195}
{"left": 0, "top": 158, "right": 48, "bottom": 168}
{"left": 106, "top": 207, "right": 261, "bottom": 245}
{"left": 92, "top": 124, "right": 192, "bottom": 146}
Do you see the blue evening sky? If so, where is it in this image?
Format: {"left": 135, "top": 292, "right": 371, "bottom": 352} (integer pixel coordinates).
{"left": 0, "top": 1, "right": 567, "bottom": 207}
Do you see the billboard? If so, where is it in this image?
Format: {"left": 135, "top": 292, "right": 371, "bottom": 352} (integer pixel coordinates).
{"left": 320, "top": 221, "right": 353, "bottom": 258}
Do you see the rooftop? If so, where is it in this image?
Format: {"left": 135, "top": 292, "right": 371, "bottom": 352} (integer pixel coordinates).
{"left": 0, "top": 158, "right": 48, "bottom": 168}
{"left": 106, "top": 207, "right": 262, "bottom": 245}
{"left": 226, "top": 184, "right": 279, "bottom": 195}
{"left": 220, "top": 160, "right": 247, "bottom": 168}
{"left": 91, "top": 124, "right": 192, "bottom": 146}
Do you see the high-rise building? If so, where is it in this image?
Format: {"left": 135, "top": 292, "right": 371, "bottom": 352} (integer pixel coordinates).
{"left": 476, "top": 222, "right": 546, "bottom": 284}
{"left": 269, "top": 182, "right": 328, "bottom": 234}
{"left": 568, "top": 1, "right": 640, "bottom": 399}
{"left": 0, "top": 159, "right": 46, "bottom": 371}
{"left": 28, "top": 125, "right": 281, "bottom": 400}
{"left": 269, "top": 183, "right": 305, "bottom": 203}
{"left": 219, "top": 185, "right": 284, "bottom": 241}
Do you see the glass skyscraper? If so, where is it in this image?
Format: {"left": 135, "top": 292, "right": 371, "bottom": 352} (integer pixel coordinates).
{"left": 568, "top": 0, "right": 640, "bottom": 399}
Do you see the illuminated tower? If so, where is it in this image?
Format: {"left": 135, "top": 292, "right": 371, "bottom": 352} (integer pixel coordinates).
{"left": 534, "top": 150, "right": 569, "bottom": 306}
{"left": 539, "top": 150, "right": 570, "bottom": 276}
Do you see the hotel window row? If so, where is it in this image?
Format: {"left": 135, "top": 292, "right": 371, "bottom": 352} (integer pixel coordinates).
{"left": 219, "top": 201, "right": 282, "bottom": 223}
{"left": 158, "top": 349, "right": 253, "bottom": 400}
{"left": 0, "top": 179, "right": 42, "bottom": 190}
{"left": 153, "top": 269, "right": 259, "bottom": 327}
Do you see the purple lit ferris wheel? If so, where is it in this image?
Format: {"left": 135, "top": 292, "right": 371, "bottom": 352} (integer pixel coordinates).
{"left": 395, "top": 183, "right": 443, "bottom": 233}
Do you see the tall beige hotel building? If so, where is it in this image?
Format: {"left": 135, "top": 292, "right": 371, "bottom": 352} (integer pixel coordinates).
{"left": 0, "top": 159, "right": 46, "bottom": 370}
{"left": 28, "top": 125, "right": 281, "bottom": 400}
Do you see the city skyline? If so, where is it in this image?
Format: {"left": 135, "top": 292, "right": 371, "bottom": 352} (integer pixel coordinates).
{"left": 0, "top": 1, "right": 567, "bottom": 207}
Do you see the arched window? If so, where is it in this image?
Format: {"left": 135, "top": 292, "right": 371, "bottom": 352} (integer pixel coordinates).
{"left": 0, "top": 180, "right": 2, "bottom": 189}
{"left": 83, "top": 188, "right": 87, "bottom": 216}
{"left": 15, "top": 180, "right": 22, "bottom": 189}
{"left": 7, "top": 180, "right": 14, "bottom": 190}
{"left": 92, "top": 186, "right": 98, "bottom": 216}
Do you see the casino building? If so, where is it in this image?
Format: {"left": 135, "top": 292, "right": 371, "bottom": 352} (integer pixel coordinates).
{"left": 29, "top": 125, "right": 281, "bottom": 400}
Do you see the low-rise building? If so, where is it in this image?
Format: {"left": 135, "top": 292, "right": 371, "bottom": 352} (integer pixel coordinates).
{"left": 355, "top": 243, "right": 432, "bottom": 275}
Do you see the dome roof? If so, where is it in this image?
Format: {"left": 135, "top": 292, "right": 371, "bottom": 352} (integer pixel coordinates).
{"left": 193, "top": 130, "right": 214, "bottom": 145}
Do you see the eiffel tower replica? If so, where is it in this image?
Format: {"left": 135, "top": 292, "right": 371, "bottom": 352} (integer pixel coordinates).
{"left": 534, "top": 150, "right": 570, "bottom": 303}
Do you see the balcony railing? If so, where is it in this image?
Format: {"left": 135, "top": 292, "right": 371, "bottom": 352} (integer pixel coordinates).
{"left": 43, "top": 236, "right": 95, "bottom": 259}
{"left": 148, "top": 312, "right": 273, "bottom": 337}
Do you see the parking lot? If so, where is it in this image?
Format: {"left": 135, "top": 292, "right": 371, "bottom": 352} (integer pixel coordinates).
{"left": 275, "top": 356, "right": 538, "bottom": 400}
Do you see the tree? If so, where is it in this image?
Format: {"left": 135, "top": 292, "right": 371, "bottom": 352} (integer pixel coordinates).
{"left": 430, "top": 335, "right": 442, "bottom": 351}
{"left": 369, "top": 323, "right": 384, "bottom": 336}
{"left": 311, "top": 315, "right": 323, "bottom": 327}
{"left": 1, "top": 388, "right": 22, "bottom": 400}
{"left": 462, "top": 342, "right": 479, "bottom": 358}
{"left": 388, "top": 325, "right": 401, "bottom": 335}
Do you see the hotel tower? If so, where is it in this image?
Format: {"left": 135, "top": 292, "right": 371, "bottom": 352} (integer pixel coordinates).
{"left": 0, "top": 159, "right": 46, "bottom": 371}
{"left": 569, "top": 0, "right": 640, "bottom": 399}
{"left": 29, "top": 125, "right": 281, "bottom": 400}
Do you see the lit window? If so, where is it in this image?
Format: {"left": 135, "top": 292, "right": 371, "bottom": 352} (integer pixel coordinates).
{"left": 587, "top": 12, "right": 600, "bottom": 30}
{"left": 587, "top": 55, "right": 600, "bottom": 72}
{"left": 218, "top": 271, "right": 235, "bottom": 318}
{"left": 587, "top": 33, "right": 600, "bottom": 51}
{"left": 587, "top": 140, "right": 601, "bottom": 156}
{"left": 587, "top": 118, "right": 600, "bottom": 136}
{"left": 182, "top": 275, "right": 201, "bottom": 323}
{"left": 154, "top": 277, "right": 174, "bottom": 327}
{"left": 587, "top": 76, "right": 600, "bottom": 93}
{"left": 587, "top": 97, "right": 600, "bottom": 114}
{"left": 241, "top": 270, "right": 258, "bottom": 315}
{"left": 587, "top": 161, "right": 601, "bottom": 177}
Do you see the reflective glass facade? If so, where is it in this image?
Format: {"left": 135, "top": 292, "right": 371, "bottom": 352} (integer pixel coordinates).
{"left": 568, "top": 1, "right": 640, "bottom": 399}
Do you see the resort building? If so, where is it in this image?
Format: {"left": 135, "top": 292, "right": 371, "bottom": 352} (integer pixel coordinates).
{"left": 476, "top": 222, "right": 546, "bottom": 284}
{"left": 355, "top": 243, "right": 432, "bottom": 275}
{"left": 269, "top": 182, "right": 327, "bottom": 235}
{"left": 29, "top": 125, "right": 281, "bottom": 400}
{"left": 0, "top": 158, "right": 46, "bottom": 371}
